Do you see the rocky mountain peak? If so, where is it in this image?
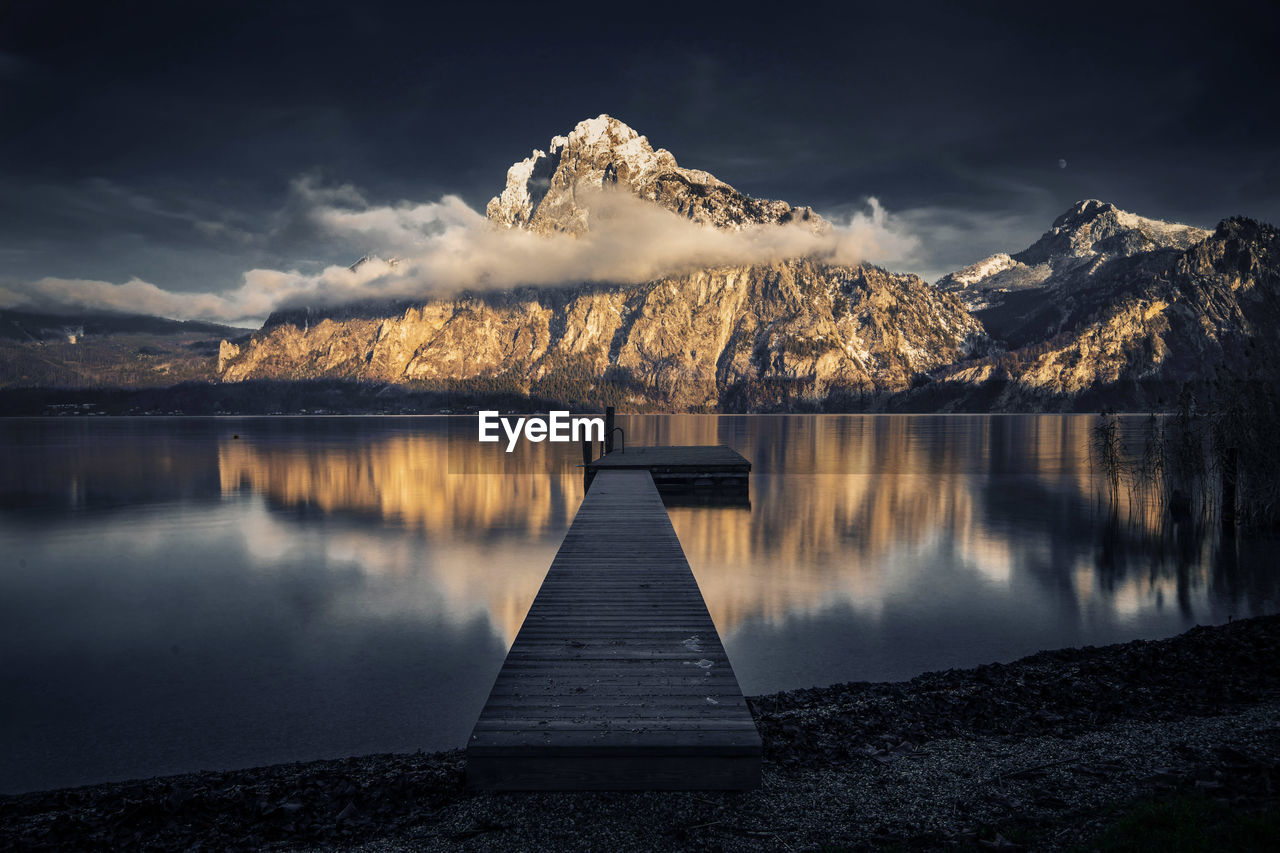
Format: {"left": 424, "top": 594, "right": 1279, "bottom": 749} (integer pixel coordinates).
{"left": 485, "top": 114, "right": 824, "bottom": 236}
{"left": 1211, "top": 215, "right": 1277, "bottom": 244}
{"left": 552, "top": 114, "right": 670, "bottom": 175}
{"left": 935, "top": 200, "right": 1217, "bottom": 345}
{"left": 938, "top": 200, "right": 1212, "bottom": 306}
{"left": 1051, "top": 198, "right": 1115, "bottom": 227}
{"left": 1015, "top": 199, "right": 1209, "bottom": 267}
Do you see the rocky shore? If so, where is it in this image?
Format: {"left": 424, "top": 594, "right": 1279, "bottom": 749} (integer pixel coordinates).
{"left": 3, "top": 615, "right": 1278, "bottom": 851}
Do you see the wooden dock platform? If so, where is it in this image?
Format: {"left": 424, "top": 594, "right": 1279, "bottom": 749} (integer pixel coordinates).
{"left": 466, "top": 468, "right": 761, "bottom": 790}
{"left": 585, "top": 445, "right": 750, "bottom": 499}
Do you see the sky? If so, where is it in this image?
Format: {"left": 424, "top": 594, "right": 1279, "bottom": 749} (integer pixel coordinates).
{"left": 1, "top": 0, "right": 1277, "bottom": 326}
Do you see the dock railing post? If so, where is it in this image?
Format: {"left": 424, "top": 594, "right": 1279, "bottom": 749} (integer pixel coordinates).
{"left": 604, "top": 406, "right": 615, "bottom": 454}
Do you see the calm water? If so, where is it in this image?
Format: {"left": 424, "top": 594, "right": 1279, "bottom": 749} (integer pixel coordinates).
{"left": 1, "top": 415, "right": 1276, "bottom": 794}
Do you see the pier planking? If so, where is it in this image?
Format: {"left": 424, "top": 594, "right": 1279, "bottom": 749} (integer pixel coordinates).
{"left": 584, "top": 445, "right": 750, "bottom": 501}
{"left": 466, "top": 468, "right": 760, "bottom": 790}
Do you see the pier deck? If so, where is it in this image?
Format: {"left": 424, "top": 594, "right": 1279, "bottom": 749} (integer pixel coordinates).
{"left": 585, "top": 445, "right": 750, "bottom": 500}
{"left": 466, "top": 468, "right": 760, "bottom": 790}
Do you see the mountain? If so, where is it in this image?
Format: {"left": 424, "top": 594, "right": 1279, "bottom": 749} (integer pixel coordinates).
{"left": 9, "top": 115, "right": 1277, "bottom": 414}
{"left": 0, "top": 308, "right": 249, "bottom": 390}
{"left": 219, "top": 259, "right": 983, "bottom": 411}
{"left": 936, "top": 200, "right": 1209, "bottom": 347}
{"left": 0, "top": 308, "right": 241, "bottom": 343}
{"left": 916, "top": 215, "right": 1280, "bottom": 411}
{"left": 486, "top": 115, "right": 823, "bottom": 235}
{"left": 216, "top": 115, "right": 984, "bottom": 410}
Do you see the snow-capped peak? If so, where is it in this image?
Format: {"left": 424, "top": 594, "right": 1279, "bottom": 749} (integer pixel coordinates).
{"left": 568, "top": 114, "right": 638, "bottom": 148}
{"left": 937, "top": 199, "right": 1212, "bottom": 313}
{"left": 487, "top": 148, "right": 554, "bottom": 229}
{"left": 1016, "top": 199, "right": 1210, "bottom": 266}
{"left": 485, "top": 114, "right": 821, "bottom": 235}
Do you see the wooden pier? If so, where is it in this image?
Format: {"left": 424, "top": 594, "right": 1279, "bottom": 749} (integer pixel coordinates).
{"left": 585, "top": 445, "right": 750, "bottom": 502}
{"left": 466, "top": 466, "right": 760, "bottom": 790}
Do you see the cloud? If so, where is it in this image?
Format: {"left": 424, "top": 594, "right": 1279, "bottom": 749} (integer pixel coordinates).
{"left": 193, "top": 219, "right": 257, "bottom": 244}
{"left": 0, "top": 276, "right": 259, "bottom": 321}
{"left": 1, "top": 180, "right": 922, "bottom": 326}
{"left": 887, "top": 205, "right": 1057, "bottom": 283}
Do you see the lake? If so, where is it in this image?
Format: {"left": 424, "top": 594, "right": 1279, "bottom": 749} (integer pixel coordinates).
{"left": 1, "top": 414, "right": 1276, "bottom": 794}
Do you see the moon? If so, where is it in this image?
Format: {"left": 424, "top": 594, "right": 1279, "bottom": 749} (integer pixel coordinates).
{"left": 1058, "top": 158, "right": 1068, "bottom": 169}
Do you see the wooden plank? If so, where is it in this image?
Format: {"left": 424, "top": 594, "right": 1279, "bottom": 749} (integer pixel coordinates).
{"left": 465, "top": 468, "right": 761, "bottom": 790}
{"left": 464, "top": 754, "right": 759, "bottom": 792}
{"left": 483, "top": 685, "right": 748, "bottom": 697}
{"left": 469, "top": 729, "right": 763, "bottom": 748}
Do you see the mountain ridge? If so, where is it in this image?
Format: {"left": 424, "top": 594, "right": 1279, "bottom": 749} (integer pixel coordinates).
{"left": 184, "top": 117, "right": 1280, "bottom": 413}
{"left": 212, "top": 115, "right": 983, "bottom": 409}
{"left": 218, "top": 258, "right": 984, "bottom": 411}
{"left": 936, "top": 199, "right": 1212, "bottom": 348}
{"left": 4, "top": 114, "right": 1278, "bottom": 414}
{"left": 486, "top": 114, "right": 823, "bottom": 235}
{"left": 912, "top": 215, "right": 1280, "bottom": 411}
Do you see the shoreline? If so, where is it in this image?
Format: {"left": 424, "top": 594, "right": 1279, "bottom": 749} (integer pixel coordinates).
{"left": 3, "top": 614, "right": 1278, "bottom": 850}
{"left": 0, "top": 380, "right": 1234, "bottom": 417}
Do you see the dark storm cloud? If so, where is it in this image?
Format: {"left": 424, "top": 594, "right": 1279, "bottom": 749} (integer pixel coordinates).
{"left": 0, "top": 0, "right": 1276, "bottom": 317}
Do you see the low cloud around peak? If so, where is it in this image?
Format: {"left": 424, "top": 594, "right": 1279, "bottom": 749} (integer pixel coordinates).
{"left": 1, "top": 180, "right": 920, "bottom": 326}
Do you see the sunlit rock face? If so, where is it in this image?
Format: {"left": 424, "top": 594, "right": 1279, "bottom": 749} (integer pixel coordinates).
{"left": 219, "top": 259, "right": 985, "bottom": 410}
{"left": 928, "top": 217, "right": 1280, "bottom": 409}
{"left": 215, "top": 116, "right": 1280, "bottom": 413}
{"left": 935, "top": 200, "right": 1211, "bottom": 346}
{"left": 485, "top": 114, "right": 823, "bottom": 235}
{"left": 217, "top": 115, "right": 986, "bottom": 410}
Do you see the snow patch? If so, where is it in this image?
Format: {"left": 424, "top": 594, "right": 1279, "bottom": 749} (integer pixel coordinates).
{"left": 488, "top": 148, "right": 549, "bottom": 227}
{"left": 947, "top": 253, "right": 1018, "bottom": 287}
{"left": 1113, "top": 209, "right": 1210, "bottom": 244}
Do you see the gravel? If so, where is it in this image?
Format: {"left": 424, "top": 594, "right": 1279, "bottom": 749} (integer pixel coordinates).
{"left": 4, "top": 615, "right": 1279, "bottom": 851}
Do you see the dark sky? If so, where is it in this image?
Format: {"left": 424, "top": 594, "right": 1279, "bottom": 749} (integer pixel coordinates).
{"left": 1, "top": 0, "right": 1277, "bottom": 320}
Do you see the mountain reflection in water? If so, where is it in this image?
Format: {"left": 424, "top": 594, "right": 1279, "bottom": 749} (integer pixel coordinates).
{"left": 0, "top": 415, "right": 1275, "bottom": 794}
